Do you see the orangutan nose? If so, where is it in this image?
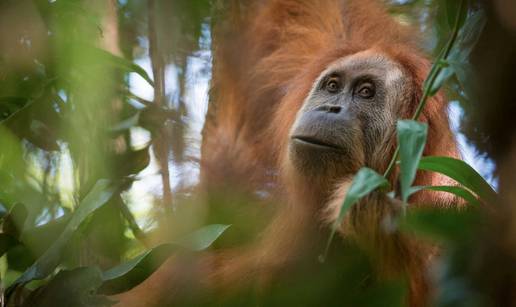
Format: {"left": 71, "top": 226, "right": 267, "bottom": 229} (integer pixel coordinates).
{"left": 314, "top": 105, "right": 342, "bottom": 114}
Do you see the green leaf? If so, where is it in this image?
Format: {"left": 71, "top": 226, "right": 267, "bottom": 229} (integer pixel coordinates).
{"left": 2, "top": 203, "right": 28, "bottom": 239}
{"left": 454, "top": 11, "right": 486, "bottom": 58}
{"left": 321, "top": 168, "right": 389, "bottom": 262}
{"left": 22, "top": 267, "right": 112, "bottom": 307}
{"left": 84, "top": 45, "right": 154, "bottom": 87}
{"left": 336, "top": 169, "right": 389, "bottom": 223}
{"left": 20, "top": 214, "right": 71, "bottom": 258}
{"left": 409, "top": 185, "right": 481, "bottom": 206}
{"left": 100, "top": 224, "right": 230, "bottom": 294}
{"left": 397, "top": 120, "right": 428, "bottom": 203}
{"left": 6, "top": 246, "right": 35, "bottom": 273}
{"left": 110, "top": 112, "right": 140, "bottom": 132}
{"left": 444, "top": 1, "right": 467, "bottom": 30}
{"left": 0, "top": 234, "right": 19, "bottom": 257}
{"left": 430, "top": 60, "right": 454, "bottom": 96}
{"left": 418, "top": 156, "right": 496, "bottom": 203}
{"left": 430, "top": 11, "right": 486, "bottom": 96}
{"left": 176, "top": 224, "right": 231, "bottom": 251}
{"left": 0, "top": 97, "right": 31, "bottom": 122}
{"left": 8, "top": 180, "right": 116, "bottom": 290}
{"left": 100, "top": 243, "right": 176, "bottom": 294}
{"left": 0, "top": 126, "right": 24, "bottom": 173}
{"left": 401, "top": 208, "right": 478, "bottom": 243}
{"left": 114, "top": 145, "right": 151, "bottom": 177}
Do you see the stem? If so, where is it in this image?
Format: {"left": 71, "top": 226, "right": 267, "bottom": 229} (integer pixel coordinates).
{"left": 383, "top": 147, "right": 399, "bottom": 178}
{"left": 119, "top": 200, "right": 150, "bottom": 247}
{"left": 383, "top": 0, "right": 466, "bottom": 179}
{"left": 148, "top": 0, "right": 173, "bottom": 213}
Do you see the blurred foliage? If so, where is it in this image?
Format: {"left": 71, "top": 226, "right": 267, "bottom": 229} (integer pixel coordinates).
{"left": 0, "top": 0, "right": 505, "bottom": 306}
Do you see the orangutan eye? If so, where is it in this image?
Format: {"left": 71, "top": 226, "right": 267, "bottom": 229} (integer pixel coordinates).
{"left": 325, "top": 77, "right": 341, "bottom": 93}
{"left": 355, "top": 82, "right": 375, "bottom": 99}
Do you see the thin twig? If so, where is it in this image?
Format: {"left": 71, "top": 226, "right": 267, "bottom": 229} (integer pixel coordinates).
{"left": 148, "top": 0, "right": 173, "bottom": 213}
{"left": 119, "top": 199, "right": 151, "bottom": 247}
{"left": 126, "top": 92, "right": 153, "bottom": 107}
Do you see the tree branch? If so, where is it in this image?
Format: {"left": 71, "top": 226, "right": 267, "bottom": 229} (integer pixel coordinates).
{"left": 148, "top": 0, "right": 173, "bottom": 214}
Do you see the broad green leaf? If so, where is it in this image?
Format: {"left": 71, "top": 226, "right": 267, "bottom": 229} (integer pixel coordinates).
{"left": 0, "top": 234, "right": 19, "bottom": 257}
{"left": 409, "top": 185, "right": 481, "bottom": 206}
{"left": 6, "top": 246, "right": 34, "bottom": 273}
{"left": 20, "top": 214, "right": 71, "bottom": 258}
{"left": 176, "top": 224, "right": 231, "bottom": 251}
{"left": 397, "top": 120, "right": 428, "bottom": 203}
{"left": 0, "top": 126, "right": 24, "bottom": 173}
{"left": 100, "top": 224, "right": 230, "bottom": 294}
{"left": 2, "top": 203, "right": 28, "bottom": 239}
{"left": 100, "top": 243, "right": 176, "bottom": 294}
{"left": 418, "top": 156, "right": 496, "bottom": 203}
{"left": 322, "top": 168, "right": 389, "bottom": 262}
{"left": 8, "top": 180, "right": 115, "bottom": 290}
{"left": 22, "top": 267, "right": 111, "bottom": 307}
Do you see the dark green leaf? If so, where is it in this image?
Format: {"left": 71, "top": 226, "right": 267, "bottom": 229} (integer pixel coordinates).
{"left": 82, "top": 45, "right": 154, "bottom": 86}
{"left": 6, "top": 245, "right": 35, "bottom": 272}
{"left": 22, "top": 267, "right": 114, "bottom": 307}
{"left": 418, "top": 156, "right": 496, "bottom": 203}
{"left": 20, "top": 215, "right": 71, "bottom": 258}
{"left": 176, "top": 224, "right": 231, "bottom": 251}
{"left": 2, "top": 203, "right": 28, "bottom": 239}
{"left": 100, "top": 224, "right": 230, "bottom": 294}
{"left": 444, "top": 1, "right": 467, "bottom": 30}
{"left": 0, "top": 233, "right": 19, "bottom": 257}
{"left": 138, "top": 105, "right": 174, "bottom": 133}
{"left": 0, "top": 97, "right": 31, "bottom": 122}
{"left": 8, "top": 180, "right": 116, "bottom": 289}
{"left": 397, "top": 120, "right": 428, "bottom": 203}
{"left": 114, "top": 146, "right": 151, "bottom": 177}
{"left": 100, "top": 243, "right": 176, "bottom": 294}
